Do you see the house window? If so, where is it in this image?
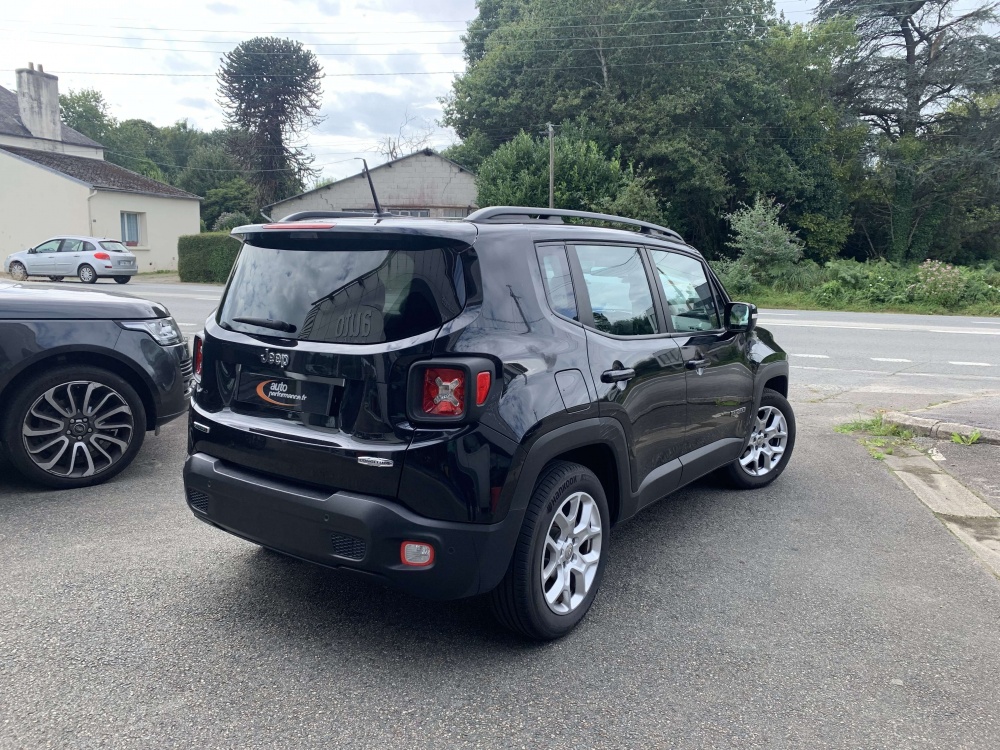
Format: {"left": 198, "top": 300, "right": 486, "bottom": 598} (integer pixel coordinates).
{"left": 442, "top": 208, "right": 469, "bottom": 218}
{"left": 389, "top": 208, "right": 430, "bottom": 217}
{"left": 120, "top": 212, "right": 143, "bottom": 246}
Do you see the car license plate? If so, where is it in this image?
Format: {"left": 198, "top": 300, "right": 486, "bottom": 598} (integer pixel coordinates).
{"left": 237, "top": 373, "right": 333, "bottom": 415}
{"left": 118, "top": 260, "right": 133, "bottom": 266}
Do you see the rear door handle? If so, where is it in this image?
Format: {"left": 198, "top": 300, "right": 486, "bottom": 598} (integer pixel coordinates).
{"left": 685, "top": 358, "right": 709, "bottom": 370}
{"left": 601, "top": 368, "right": 636, "bottom": 383}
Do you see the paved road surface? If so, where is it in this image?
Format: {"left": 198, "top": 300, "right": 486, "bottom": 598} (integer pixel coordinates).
{"left": 2, "top": 279, "right": 1000, "bottom": 748}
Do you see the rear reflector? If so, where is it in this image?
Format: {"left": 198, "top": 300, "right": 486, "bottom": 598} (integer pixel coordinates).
{"left": 262, "top": 222, "right": 335, "bottom": 230}
{"left": 476, "top": 371, "right": 490, "bottom": 405}
{"left": 422, "top": 367, "right": 465, "bottom": 416}
{"left": 401, "top": 541, "right": 434, "bottom": 567}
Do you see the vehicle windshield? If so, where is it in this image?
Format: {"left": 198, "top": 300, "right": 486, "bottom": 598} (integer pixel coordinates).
{"left": 218, "top": 237, "right": 468, "bottom": 344}
{"left": 100, "top": 241, "right": 131, "bottom": 253}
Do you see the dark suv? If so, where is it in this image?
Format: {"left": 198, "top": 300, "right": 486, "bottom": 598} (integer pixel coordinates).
{"left": 183, "top": 207, "right": 794, "bottom": 639}
{"left": 1, "top": 282, "right": 193, "bottom": 488}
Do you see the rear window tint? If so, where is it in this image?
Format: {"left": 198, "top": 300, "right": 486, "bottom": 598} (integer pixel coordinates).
{"left": 219, "top": 241, "right": 466, "bottom": 344}
{"left": 100, "top": 241, "right": 130, "bottom": 253}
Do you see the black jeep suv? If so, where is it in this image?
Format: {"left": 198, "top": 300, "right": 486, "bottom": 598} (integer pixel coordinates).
{"left": 183, "top": 207, "right": 794, "bottom": 639}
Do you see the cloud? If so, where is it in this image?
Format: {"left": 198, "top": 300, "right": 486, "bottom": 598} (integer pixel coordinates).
{"left": 317, "top": 90, "right": 432, "bottom": 138}
{"left": 178, "top": 97, "right": 212, "bottom": 110}
{"left": 206, "top": 2, "right": 240, "bottom": 14}
{"left": 358, "top": 0, "right": 475, "bottom": 22}
{"left": 316, "top": 0, "right": 341, "bottom": 14}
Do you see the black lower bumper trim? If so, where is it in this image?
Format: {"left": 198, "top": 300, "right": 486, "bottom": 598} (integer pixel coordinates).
{"left": 183, "top": 452, "right": 522, "bottom": 600}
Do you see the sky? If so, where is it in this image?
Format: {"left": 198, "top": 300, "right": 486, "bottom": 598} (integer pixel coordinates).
{"left": 1, "top": 0, "right": 832, "bottom": 182}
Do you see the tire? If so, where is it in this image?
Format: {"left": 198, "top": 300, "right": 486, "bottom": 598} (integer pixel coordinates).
{"left": 78, "top": 264, "right": 97, "bottom": 284}
{"left": 722, "top": 388, "right": 796, "bottom": 489}
{"left": 113, "top": 276, "right": 131, "bottom": 284}
{"left": 2, "top": 365, "right": 147, "bottom": 489}
{"left": 9, "top": 261, "right": 27, "bottom": 281}
{"left": 490, "top": 460, "right": 609, "bottom": 640}
{"left": 48, "top": 276, "right": 64, "bottom": 282}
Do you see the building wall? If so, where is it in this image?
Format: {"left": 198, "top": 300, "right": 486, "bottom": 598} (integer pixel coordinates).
{"left": 89, "top": 191, "right": 200, "bottom": 271}
{"left": 271, "top": 152, "right": 477, "bottom": 220}
{"left": 0, "top": 133, "right": 103, "bottom": 159}
{"left": 0, "top": 150, "right": 91, "bottom": 252}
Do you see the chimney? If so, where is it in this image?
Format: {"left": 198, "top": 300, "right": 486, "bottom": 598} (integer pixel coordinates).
{"left": 16, "top": 63, "right": 61, "bottom": 142}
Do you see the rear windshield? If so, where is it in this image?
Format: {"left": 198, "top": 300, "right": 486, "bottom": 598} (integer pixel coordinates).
{"left": 218, "top": 238, "right": 467, "bottom": 344}
{"left": 100, "top": 241, "right": 131, "bottom": 253}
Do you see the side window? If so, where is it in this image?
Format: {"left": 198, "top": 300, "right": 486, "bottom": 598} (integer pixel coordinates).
{"left": 573, "top": 244, "right": 657, "bottom": 336}
{"left": 35, "top": 240, "right": 61, "bottom": 253}
{"left": 60, "top": 239, "right": 83, "bottom": 252}
{"left": 536, "top": 245, "right": 578, "bottom": 321}
{"left": 83, "top": 242, "right": 96, "bottom": 253}
{"left": 649, "top": 249, "right": 721, "bottom": 332}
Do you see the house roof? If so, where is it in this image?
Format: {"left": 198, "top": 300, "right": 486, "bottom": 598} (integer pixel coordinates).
{"left": 0, "top": 85, "right": 103, "bottom": 149}
{"left": 266, "top": 148, "right": 475, "bottom": 210}
{"left": 0, "top": 145, "right": 200, "bottom": 200}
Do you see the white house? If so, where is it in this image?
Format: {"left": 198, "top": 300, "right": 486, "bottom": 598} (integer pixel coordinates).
{"left": 267, "top": 149, "right": 478, "bottom": 220}
{"left": 0, "top": 64, "right": 200, "bottom": 271}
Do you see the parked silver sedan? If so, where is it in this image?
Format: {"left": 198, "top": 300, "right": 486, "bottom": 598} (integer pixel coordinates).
{"left": 4, "top": 236, "right": 138, "bottom": 284}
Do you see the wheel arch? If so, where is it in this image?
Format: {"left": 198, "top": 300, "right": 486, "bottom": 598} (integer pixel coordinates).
{"left": 0, "top": 348, "right": 158, "bottom": 431}
{"left": 506, "top": 418, "right": 630, "bottom": 526}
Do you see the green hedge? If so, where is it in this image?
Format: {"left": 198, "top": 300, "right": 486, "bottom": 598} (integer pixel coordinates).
{"left": 177, "top": 232, "right": 242, "bottom": 283}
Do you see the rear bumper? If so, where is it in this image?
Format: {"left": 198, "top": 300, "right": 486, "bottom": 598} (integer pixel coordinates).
{"left": 183, "top": 452, "right": 523, "bottom": 600}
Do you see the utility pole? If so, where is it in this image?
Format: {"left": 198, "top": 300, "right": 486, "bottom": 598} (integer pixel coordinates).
{"left": 547, "top": 122, "right": 555, "bottom": 209}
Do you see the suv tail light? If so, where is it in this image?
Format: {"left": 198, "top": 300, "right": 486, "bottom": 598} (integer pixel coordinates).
{"left": 422, "top": 368, "right": 465, "bottom": 416}
{"left": 407, "top": 358, "right": 494, "bottom": 425}
{"left": 192, "top": 334, "right": 204, "bottom": 380}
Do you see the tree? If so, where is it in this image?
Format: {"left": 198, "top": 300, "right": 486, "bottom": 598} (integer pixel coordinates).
{"left": 444, "top": 0, "right": 859, "bottom": 256}
{"left": 59, "top": 89, "right": 115, "bottom": 144}
{"left": 202, "top": 179, "right": 257, "bottom": 230}
{"left": 476, "top": 131, "right": 668, "bottom": 224}
{"left": 217, "top": 37, "right": 324, "bottom": 207}
{"left": 375, "top": 111, "right": 433, "bottom": 161}
{"left": 725, "top": 195, "right": 804, "bottom": 283}
{"left": 818, "top": 0, "right": 1000, "bottom": 261}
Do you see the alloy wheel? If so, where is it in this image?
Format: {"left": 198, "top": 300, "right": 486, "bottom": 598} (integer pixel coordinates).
{"left": 79, "top": 265, "right": 95, "bottom": 283}
{"left": 10, "top": 262, "right": 27, "bottom": 281}
{"left": 739, "top": 405, "right": 789, "bottom": 477}
{"left": 540, "top": 491, "right": 603, "bottom": 615}
{"left": 21, "top": 380, "right": 135, "bottom": 478}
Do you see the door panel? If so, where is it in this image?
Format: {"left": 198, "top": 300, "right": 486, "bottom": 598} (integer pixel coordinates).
{"left": 584, "top": 331, "right": 687, "bottom": 497}
{"left": 648, "top": 248, "right": 754, "bottom": 449}
{"left": 27, "top": 240, "right": 60, "bottom": 274}
{"left": 56, "top": 238, "right": 84, "bottom": 275}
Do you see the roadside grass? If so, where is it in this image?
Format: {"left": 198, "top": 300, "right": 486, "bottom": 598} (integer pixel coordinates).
{"left": 952, "top": 430, "right": 982, "bottom": 445}
{"left": 835, "top": 415, "right": 915, "bottom": 460}
{"left": 749, "top": 289, "right": 1000, "bottom": 317}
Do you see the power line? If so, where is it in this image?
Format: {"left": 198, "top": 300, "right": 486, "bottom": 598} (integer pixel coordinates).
{"left": 0, "top": 1, "right": 928, "bottom": 37}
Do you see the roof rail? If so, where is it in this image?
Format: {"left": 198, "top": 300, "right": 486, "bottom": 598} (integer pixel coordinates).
{"left": 465, "top": 206, "right": 684, "bottom": 242}
{"left": 277, "top": 210, "right": 392, "bottom": 222}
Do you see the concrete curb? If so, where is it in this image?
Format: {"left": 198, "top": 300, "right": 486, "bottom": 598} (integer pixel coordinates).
{"left": 883, "top": 412, "right": 1000, "bottom": 446}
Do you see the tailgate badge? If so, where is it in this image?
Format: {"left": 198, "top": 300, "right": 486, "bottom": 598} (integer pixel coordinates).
{"left": 358, "top": 456, "right": 394, "bottom": 468}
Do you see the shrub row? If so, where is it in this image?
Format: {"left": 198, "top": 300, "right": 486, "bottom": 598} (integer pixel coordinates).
{"left": 177, "top": 232, "right": 241, "bottom": 283}
{"left": 710, "top": 257, "right": 1000, "bottom": 312}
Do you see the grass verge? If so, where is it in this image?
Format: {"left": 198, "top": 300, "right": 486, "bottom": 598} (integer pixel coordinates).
{"left": 748, "top": 289, "right": 1000, "bottom": 317}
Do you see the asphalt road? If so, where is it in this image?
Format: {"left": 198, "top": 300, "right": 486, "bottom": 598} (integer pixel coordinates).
{"left": 2, "top": 278, "right": 1000, "bottom": 748}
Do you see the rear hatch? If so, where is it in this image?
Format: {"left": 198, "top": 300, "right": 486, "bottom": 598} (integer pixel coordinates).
{"left": 192, "top": 223, "right": 477, "bottom": 498}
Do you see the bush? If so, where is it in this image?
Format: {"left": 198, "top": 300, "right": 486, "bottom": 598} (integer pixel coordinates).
{"left": 212, "top": 211, "right": 252, "bottom": 232}
{"left": 178, "top": 232, "right": 241, "bottom": 283}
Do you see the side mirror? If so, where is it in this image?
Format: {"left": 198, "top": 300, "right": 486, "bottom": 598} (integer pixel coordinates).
{"left": 725, "top": 302, "right": 757, "bottom": 332}
{"left": 27, "top": 247, "right": 36, "bottom": 254}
